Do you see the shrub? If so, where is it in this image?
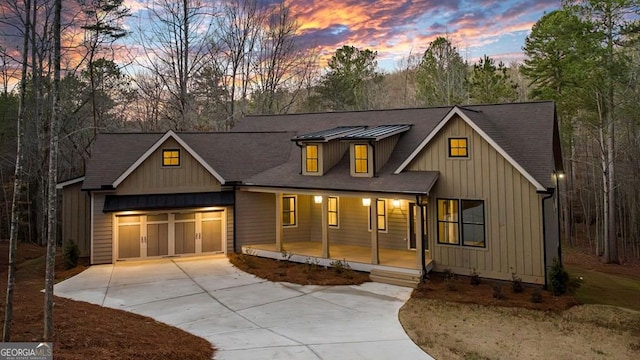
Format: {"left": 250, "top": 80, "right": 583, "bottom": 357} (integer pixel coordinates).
{"left": 549, "top": 257, "right": 569, "bottom": 296}
{"left": 63, "top": 241, "right": 80, "bottom": 270}
{"left": 329, "top": 259, "right": 351, "bottom": 274}
{"left": 531, "top": 288, "right": 543, "bottom": 303}
{"left": 492, "top": 284, "right": 505, "bottom": 300}
{"left": 470, "top": 268, "right": 481, "bottom": 286}
{"left": 511, "top": 273, "right": 524, "bottom": 293}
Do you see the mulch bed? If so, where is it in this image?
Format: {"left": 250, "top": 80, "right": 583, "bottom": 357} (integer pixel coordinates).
{"left": 0, "top": 241, "right": 215, "bottom": 360}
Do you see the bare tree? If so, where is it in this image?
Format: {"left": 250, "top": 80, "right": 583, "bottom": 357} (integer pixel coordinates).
{"left": 3, "top": 0, "right": 30, "bottom": 342}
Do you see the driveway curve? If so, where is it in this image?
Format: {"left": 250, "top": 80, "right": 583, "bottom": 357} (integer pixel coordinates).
{"left": 55, "top": 255, "right": 432, "bottom": 360}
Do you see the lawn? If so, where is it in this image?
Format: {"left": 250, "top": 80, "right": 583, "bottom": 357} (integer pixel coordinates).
{"left": 0, "top": 242, "right": 215, "bottom": 360}
{"left": 566, "top": 264, "right": 640, "bottom": 312}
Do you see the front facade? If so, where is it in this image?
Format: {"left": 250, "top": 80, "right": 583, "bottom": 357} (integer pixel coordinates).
{"left": 59, "top": 102, "right": 563, "bottom": 285}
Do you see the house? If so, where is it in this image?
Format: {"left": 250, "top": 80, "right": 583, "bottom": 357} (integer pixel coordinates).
{"left": 58, "top": 101, "right": 563, "bottom": 287}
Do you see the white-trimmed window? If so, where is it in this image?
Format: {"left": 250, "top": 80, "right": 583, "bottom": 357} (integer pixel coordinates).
{"left": 282, "top": 195, "right": 297, "bottom": 226}
{"left": 354, "top": 144, "right": 368, "bottom": 173}
{"left": 328, "top": 196, "right": 339, "bottom": 227}
{"left": 306, "top": 144, "right": 319, "bottom": 173}
{"left": 368, "top": 199, "right": 387, "bottom": 231}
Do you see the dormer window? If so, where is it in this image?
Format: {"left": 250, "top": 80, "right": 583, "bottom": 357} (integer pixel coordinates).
{"left": 306, "top": 145, "right": 318, "bottom": 172}
{"left": 449, "top": 138, "right": 468, "bottom": 157}
{"left": 354, "top": 144, "right": 368, "bottom": 173}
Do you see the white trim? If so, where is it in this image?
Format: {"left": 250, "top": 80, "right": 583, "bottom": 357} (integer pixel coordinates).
{"left": 394, "top": 107, "right": 546, "bottom": 191}
{"left": 56, "top": 176, "right": 84, "bottom": 189}
{"left": 112, "top": 130, "right": 225, "bottom": 188}
{"left": 90, "top": 192, "right": 94, "bottom": 264}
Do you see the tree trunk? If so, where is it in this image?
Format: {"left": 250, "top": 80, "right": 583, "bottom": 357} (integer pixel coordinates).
{"left": 3, "top": 0, "right": 31, "bottom": 342}
{"left": 43, "top": 0, "right": 61, "bottom": 341}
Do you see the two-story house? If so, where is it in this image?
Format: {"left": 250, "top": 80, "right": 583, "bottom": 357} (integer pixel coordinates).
{"left": 58, "top": 101, "right": 563, "bottom": 287}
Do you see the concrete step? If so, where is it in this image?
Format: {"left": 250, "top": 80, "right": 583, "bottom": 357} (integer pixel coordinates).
{"left": 369, "top": 268, "right": 421, "bottom": 288}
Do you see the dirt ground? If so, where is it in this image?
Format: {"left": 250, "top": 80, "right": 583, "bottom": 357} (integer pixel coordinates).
{"left": 0, "top": 242, "right": 215, "bottom": 360}
{"left": 228, "top": 253, "right": 371, "bottom": 285}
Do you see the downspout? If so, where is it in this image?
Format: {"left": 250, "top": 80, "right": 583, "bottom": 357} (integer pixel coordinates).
{"left": 539, "top": 188, "right": 554, "bottom": 290}
{"left": 417, "top": 195, "right": 427, "bottom": 280}
{"left": 294, "top": 141, "right": 303, "bottom": 175}
{"left": 369, "top": 140, "right": 377, "bottom": 177}
{"left": 232, "top": 183, "right": 237, "bottom": 253}
{"left": 555, "top": 177, "right": 563, "bottom": 264}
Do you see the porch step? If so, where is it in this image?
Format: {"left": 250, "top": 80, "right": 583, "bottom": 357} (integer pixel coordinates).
{"left": 369, "top": 268, "right": 422, "bottom": 289}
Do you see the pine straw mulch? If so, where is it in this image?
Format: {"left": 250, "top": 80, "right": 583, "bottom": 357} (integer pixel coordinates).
{"left": 0, "top": 241, "right": 215, "bottom": 360}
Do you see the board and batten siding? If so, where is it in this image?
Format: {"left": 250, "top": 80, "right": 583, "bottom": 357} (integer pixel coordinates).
{"left": 374, "top": 135, "right": 400, "bottom": 173}
{"left": 61, "top": 182, "right": 90, "bottom": 257}
{"left": 235, "top": 191, "right": 276, "bottom": 251}
{"left": 92, "top": 192, "right": 114, "bottom": 264}
{"left": 117, "top": 137, "right": 221, "bottom": 195}
{"left": 406, "top": 115, "right": 545, "bottom": 283}
{"left": 323, "top": 140, "right": 349, "bottom": 171}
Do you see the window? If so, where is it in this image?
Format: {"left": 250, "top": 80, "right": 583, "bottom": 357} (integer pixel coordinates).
{"left": 306, "top": 144, "right": 318, "bottom": 172}
{"left": 437, "top": 199, "right": 485, "bottom": 247}
{"left": 368, "top": 199, "right": 387, "bottom": 231}
{"left": 449, "top": 138, "right": 468, "bottom": 157}
{"left": 162, "top": 149, "right": 180, "bottom": 166}
{"left": 354, "top": 144, "right": 368, "bottom": 173}
{"left": 328, "top": 197, "right": 338, "bottom": 227}
{"left": 282, "top": 195, "right": 296, "bottom": 226}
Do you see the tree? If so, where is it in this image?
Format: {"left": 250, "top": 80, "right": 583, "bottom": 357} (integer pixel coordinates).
{"left": 415, "top": 37, "right": 468, "bottom": 106}
{"left": 467, "top": 55, "right": 518, "bottom": 104}
{"left": 317, "top": 45, "right": 380, "bottom": 111}
{"left": 2, "top": 0, "right": 30, "bottom": 342}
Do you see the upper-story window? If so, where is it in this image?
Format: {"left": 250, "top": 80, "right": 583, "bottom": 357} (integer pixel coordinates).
{"left": 306, "top": 145, "right": 318, "bottom": 173}
{"left": 449, "top": 138, "right": 468, "bottom": 157}
{"left": 162, "top": 149, "right": 180, "bottom": 166}
{"left": 354, "top": 144, "right": 368, "bottom": 173}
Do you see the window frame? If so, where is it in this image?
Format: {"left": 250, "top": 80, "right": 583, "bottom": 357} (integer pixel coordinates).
{"left": 282, "top": 195, "right": 297, "bottom": 227}
{"left": 305, "top": 144, "right": 319, "bottom": 173}
{"left": 437, "top": 198, "right": 486, "bottom": 248}
{"left": 327, "top": 196, "right": 339, "bottom": 228}
{"left": 448, "top": 137, "right": 469, "bottom": 158}
{"left": 368, "top": 199, "right": 387, "bottom": 232}
{"left": 162, "top": 149, "right": 181, "bottom": 167}
{"left": 354, "top": 144, "right": 369, "bottom": 174}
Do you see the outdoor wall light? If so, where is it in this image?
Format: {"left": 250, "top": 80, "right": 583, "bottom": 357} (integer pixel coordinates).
{"left": 314, "top": 195, "right": 322, "bottom": 204}
{"left": 362, "top": 198, "right": 371, "bottom": 206}
{"left": 392, "top": 199, "right": 401, "bottom": 208}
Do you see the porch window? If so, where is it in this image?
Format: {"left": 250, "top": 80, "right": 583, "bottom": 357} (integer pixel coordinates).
{"left": 437, "top": 199, "right": 485, "bottom": 247}
{"left": 328, "top": 197, "right": 338, "bottom": 227}
{"left": 354, "top": 144, "right": 368, "bottom": 173}
{"left": 306, "top": 145, "right": 318, "bottom": 173}
{"left": 282, "top": 195, "right": 297, "bottom": 226}
{"left": 368, "top": 199, "right": 387, "bottom": 231}
{"left": 448, "top": 138, "right": 468, "bottom": 157}
{"left": 162, "top": 149, "right": 180, "bottom": 166}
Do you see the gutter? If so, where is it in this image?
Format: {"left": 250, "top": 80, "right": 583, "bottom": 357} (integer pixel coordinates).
{"left": 538, "top": 187, "right": 554, "bottom": 290}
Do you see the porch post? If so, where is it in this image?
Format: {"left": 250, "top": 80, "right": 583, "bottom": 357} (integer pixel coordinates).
{"left": 275, "top": 193, "right": 283, "bottom": 251}
{"left": 321, "top": 196, "right": 329, "bottom": 258}
{"left": 371, "top": 197, "right": 379, "bottom": 264}
{"left": 415, "top": 203, "right": 424, "bottom": 270}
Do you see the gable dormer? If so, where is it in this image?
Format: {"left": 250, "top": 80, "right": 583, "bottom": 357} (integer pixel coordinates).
{"left": 292, "top": 126, "right": 364, "bottom": 176}
{"left": 342, "top": 125, "right": 411, "bottom": 177}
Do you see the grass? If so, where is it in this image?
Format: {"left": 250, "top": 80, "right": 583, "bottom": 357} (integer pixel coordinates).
{"left": 566, "top": 264, "right": 640, "bottom": 312}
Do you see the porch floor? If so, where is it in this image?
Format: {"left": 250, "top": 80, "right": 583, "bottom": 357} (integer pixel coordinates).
{"left": 248, "top": 242, "right": 430, "bottom": 270}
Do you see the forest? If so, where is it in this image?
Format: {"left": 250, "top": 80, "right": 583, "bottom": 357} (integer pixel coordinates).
{"left": 0, "top": 0, "right": 639, "bottom": 267}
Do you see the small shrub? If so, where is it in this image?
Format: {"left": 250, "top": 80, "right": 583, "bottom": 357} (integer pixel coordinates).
{"left": 511, "top": 273, "right": 524, "bottom": 293}
{"left": 280, "top": 250, "right": 293, "bottom": 261}
{"left": 442, "top": 269, "right": 454, "bottom": 280}
{"left": 63, "top": 241, "right": 80, "bottom": 270}
{"left": 470, "top": 268, "right": 481, "bottom": 286}
{"left": 549, "top": 257, "right": 569, "bottom": 296}
{"left": 531, "top": 288, "right": 543, "bottom": 303}
{"left": 305, "top": 257, "right": 321, "bottom": 274}
{"left": 329, "top": 258, "right": 351, "bottom": 274}
{"left": 492, "top": 284, "right": 505, "bottom": 300}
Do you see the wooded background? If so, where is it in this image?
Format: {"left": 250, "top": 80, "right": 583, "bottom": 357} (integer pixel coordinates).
{"left": 0, "top": 0, "right": 638, "bottom": 263}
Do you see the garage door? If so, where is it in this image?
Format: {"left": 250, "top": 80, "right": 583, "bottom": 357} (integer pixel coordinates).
{"left": 116, "top": 210, "right": 224, "bottom": 260}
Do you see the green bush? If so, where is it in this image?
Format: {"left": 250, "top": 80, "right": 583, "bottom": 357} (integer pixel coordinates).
{"left": 470, "top": 268, "right": 481, "bottom": 286}
{"left": 63, "top": 241, "right": 80, "bottom": 270}
{"left": 511, "top": 273, "right": 524, "bottom": 293}
{"left": 531, "top": 288, "right": 543, "bottom": 303}
{"left": 549, "top": 257, "right": 569, "bottom": 296}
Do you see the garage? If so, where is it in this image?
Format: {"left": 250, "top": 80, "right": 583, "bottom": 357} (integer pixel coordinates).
{"left": 116, "top": 210, "right": 224, "bottom": 260}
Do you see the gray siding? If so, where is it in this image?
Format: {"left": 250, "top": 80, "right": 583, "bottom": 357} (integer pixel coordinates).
{"left": 235, "top": 191, "right": 276, "bottom": 250}
{"left": 374, "top": 135, "right": 400, "bottom": 172}
{"left": 117, "top": 138, "right": 221, "bottom": 195}
{"left": 407, "top": 115, "right": 545, "bottom": 283}
{"left": 61, "top": 182, "right": 90, "bottom": 257}
{"left": 323, "top": 140, "right": 349, "bottom": 171}
{"left": 92, "top": 193, "right": 113, "bottom": 264}
{"left": 283, "top": 195, "right": 312, "bottom": 242}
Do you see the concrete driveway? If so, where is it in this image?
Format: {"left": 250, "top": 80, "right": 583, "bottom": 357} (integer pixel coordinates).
{"left": 54, "top": 255, "right": 432, "bottom": 360}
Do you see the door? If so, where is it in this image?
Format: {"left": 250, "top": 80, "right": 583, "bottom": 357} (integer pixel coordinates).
{"left": 118, "top": 216, "right": 141, "bottom": 259}
{"left": 201, "top": 211, "right": 223, "bottom": 252}
{"left": 146, "top": 214, "right": 169, "bottom": 257}
{"left": 175, "top": 213, "right": 196, "bottom": 254}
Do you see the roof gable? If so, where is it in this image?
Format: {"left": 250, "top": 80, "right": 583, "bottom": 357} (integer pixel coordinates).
{"left": 112, "top": 130, "right": 225, "bottom": 187}
{"left": 395, "top": 106, "right": 547, "bottom": 191}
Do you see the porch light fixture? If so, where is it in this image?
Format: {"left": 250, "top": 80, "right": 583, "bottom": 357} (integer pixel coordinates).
{"left": 314, "top": 195, "right": 322, "bottom": 204}
{"left": 392, "top": 199, "right": 400, "bottom": 208}
{"left": 362, "top": 198, "right": 371, "bottom": 206}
